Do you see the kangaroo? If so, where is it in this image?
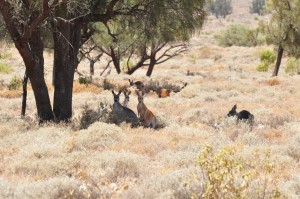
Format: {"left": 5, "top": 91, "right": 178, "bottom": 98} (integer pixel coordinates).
{"left": 156, "top": 82, "right": 188, "bottom": 98}
{"left": 156, "top": 89, "right": 171, "bottom": 98}
{"left": 129, "top": 79, "right": 144, "bottom": 91}
{"left": 112, "top": 90, "right": 139, "bottom": 126}
{"left": 122, "top": 90, "right": 131, "bottom": 108}
{"left": 135, "top": 90, "right": 156, "bottom": 128}
{"left": 227, "top": 104, "right": 254, "bottom": 125}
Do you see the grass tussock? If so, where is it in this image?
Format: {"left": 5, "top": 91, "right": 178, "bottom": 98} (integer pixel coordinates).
{"left": 73, "top": 81, "right": 102, "bottom": 94}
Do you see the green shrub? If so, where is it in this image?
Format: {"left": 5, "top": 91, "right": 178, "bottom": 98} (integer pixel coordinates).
{"left": 102, "top": 78, "right": 115, "bottom": 90}
{"left": 0, "top": 63, "right": 12, "bottom": 74}
{"left": 214, "top": 24, "right": 264, "bottom": 47}
{"left": 8, "top": 76, "right": 22, "bottom": 90}
{"left": 285, "top": 57, "right": 300, "bottom": 75}
{"left": 256, "top": 49, "right": 276, "bottom": 72}
{"left": 187, "top": 146, "right": 284, "bottom": 199}
{"left": 259, "top": 49, "right": 276, "bottom": 65}
{"left": 78, "top": 76, "right": 92, "bottom": 84}
{"left": 256, "top": 63, "right": 269, "bottom": 72}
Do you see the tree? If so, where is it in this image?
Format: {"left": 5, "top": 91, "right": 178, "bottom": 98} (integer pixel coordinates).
{"left": 262, "top": 0, "right": 300, "bottom": 76}
{"left": 207, "top": 0, "right": 232, "bottom": 18}
{"left": 250, "top": 0, "right": 266, "bottom": 15}
{"left": 0, "top": 0, "right": 207, "bottom": 122}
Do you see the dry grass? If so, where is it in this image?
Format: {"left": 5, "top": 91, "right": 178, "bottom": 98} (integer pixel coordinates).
{"left": 0, "top": 1, "right": 300, "bottom": 198}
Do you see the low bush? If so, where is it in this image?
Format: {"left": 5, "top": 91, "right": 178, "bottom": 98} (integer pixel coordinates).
{"left": 184, "top": 146, "right": 284, "bottom": 198}
{"left": 8, "top": 76, "right": 22, "bottom": 90}
{"left": 0, "top": 63, "right": 12, "bottom": 74}
{"left": 285, "top": 57, "right": 300, "bottom": 75}
{"left": 256, "top": 49, "right": 276, "bottom": 72}
{"left": 214, "top": 24, "right": 264, "bottom": 47}
{"left": 78, "top": 76, "right": 92, "bottom": 84}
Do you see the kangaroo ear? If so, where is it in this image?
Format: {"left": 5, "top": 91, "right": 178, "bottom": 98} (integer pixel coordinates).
{"left": 135, "top": 90, "right": 140, "bottom": 96}
{"left": 112, "top": 90, "right": 115, "bottom": 95}
{"left": 233, "top": 104, "right": 237, "bottom": 111}
{"left": 128, "top": 90, "right": 131, "bottom": 95}
{"left": 118, "top": 91, "right": 122, "bottom": 96}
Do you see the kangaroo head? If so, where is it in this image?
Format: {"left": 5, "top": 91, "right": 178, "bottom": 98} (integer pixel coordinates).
{"left": 129, "top": 79, "right": 134, "bottom": 86}
{"left": 227, "top": 104, "right": 238, "bottom": 117}
{"left": 112, "top": 90, "right": 122, "bottom": 103}
{"left": 123, "top": 90, "right": 131, "bottom": 102}
{"left": 135, "top": 90, "right": 145, "bottom": 103}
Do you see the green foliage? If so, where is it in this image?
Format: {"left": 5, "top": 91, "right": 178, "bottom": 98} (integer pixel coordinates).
{"left": 256, "top": 63, "right": 269, "bottom": 72}
{"left": 250, "top": 0, "right": 266, "bottom": 15}
{"left": 260, "top": 49, "right": 276, "bottom": 65}
{"left": 285, "top": 57, "right": 300, "bottom": 75}
{"left": 196, "top": 146, "right": 284, "bottom": 199}
{"left": 8, "top": 76, "right": 22, "bottom": 90}
{"left": 199, "top": 146, "right": 253, "bottom": 198}
{"left": 0, "top": 63, "right": 12, "bottom": 74}
{"left": 256, "top": 49, "right": 276, "bottom": 72}
{"left": 214, "top": 24, "right": 264, "bottom": 47}
{"left": 102, "top": 78, "right": 115, "bottom": 90}
{"left": 78, "top": 76, "right": 92, "bottom": 85}
{"left": 207, "top": 0, "right": 232, "bottom": 18}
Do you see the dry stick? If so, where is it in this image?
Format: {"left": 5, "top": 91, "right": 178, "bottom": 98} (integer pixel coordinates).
{"left": 100, "top": 60, "right": 112, "bottom": 76}
{"left": 21, "top": 70, "right": 28, "bottom": 117}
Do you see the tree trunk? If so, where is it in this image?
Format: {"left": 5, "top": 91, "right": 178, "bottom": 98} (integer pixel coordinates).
{"left": 52, "top": 19, "right": 81, "bottom": 121}
{"left": 110, "top": 47, "right": 121, "bottom": 74}
{"left": 273, "top": 44, "right": 284, "bottom": 76}
{"left": 90, "top": 60, "right": 95, "bottom": 76}
{"left": 21, "top": 70, "right": 28, "bottom": 117}
{"left": 146, "top": 55, "right": 156, "bottom": 77}
{"left": 0, "top": 4, "right": 54, "bottom": 122}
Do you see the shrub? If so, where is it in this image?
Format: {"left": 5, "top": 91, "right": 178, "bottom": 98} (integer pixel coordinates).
{"left": 198, "top": 146, "right": 253, "bottom": 198}
{"left": 207, "top": 0, "right": 232, "bottom": 18}
{"left": 78, "top": 76, "right": 92, "bottom": 84}
{"left": 250, "top": 0, "right": 266, "bottom": 15}
{"left": 214, "top": 24, "right": 264, "bottom": 47}
{"left": 102, "top": 78, "right": 115, "bottom": 90}
{"left": 285, "top": 57, "right": 300, "bottom": 75}
{"left": 260, "top": 49, "right": 276, "bottom": 65}
{"left": 0, "top": 63, "right": 12, "bottom": 74}
{"left": 256, "top": 63, "right": 269, "bottom": 72}
{"left": 184, "top": 146, "right": 284, "bottom": 198}
{"left": 8, "top": 76, "right": 22, "bottom": 90}
{"left": 256, "top": 49, "right": 276, "bottom": 72}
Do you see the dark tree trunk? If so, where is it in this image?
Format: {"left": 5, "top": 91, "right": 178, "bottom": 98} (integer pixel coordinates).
{"left": 146, "top": 54, "right": 156, "bottom": 77}
{"left": 110, "top": 47, "right": 121, "bottom": 74}
{"left": 273, "top": 44, "right": 284, "bottom": 76}
{"left": 27, "top": 20, "right": 54, "bottom": 121}
{"left": 90, "top": 60, "right": 95, "bottom": 76}
{"left": 0, "top": 3, "right": 54, "bottom": 122}
{"left": 21, "top": 70, "right": 28, "bottom": 117}
{"left": 52, "top": 18, "right": 81, "bottom": 121}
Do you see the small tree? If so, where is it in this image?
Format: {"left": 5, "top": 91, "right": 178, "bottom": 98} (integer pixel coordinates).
{"left": 262, "top": 0, "right": 300, "bottom": 76}
{"left": 207, "top": 0, "right": 232, "bottom": 18}
{"left": 250, "top": 0, "right": 266, "bottom": 15}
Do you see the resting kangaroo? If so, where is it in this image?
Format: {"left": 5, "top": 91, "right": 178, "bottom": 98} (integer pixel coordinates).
{"left": 135, "top": 90, "right": 156, "bottom": 128}
{"left": 129, "top": 79, "right": 144, "bottom": 91}
{"left": 112, "top": 90, "right": 139, "bottom": 126}
{"left": 227, "top": 104, "right": 254, "bottom": 125}
{"left": 122, "top": 90, "right": 131, "bottom": 108}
